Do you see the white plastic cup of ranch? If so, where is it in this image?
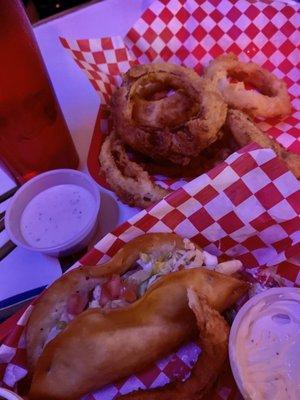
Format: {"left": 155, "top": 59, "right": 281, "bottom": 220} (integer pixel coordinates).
{"left": 5, "top": 169, "right": 100, "bottom": 257}
{"left": 229, "top": 287, "right": 300, "bottom": 400}
{"left": 0, "top": 388, "right": 23, "bottom": 400}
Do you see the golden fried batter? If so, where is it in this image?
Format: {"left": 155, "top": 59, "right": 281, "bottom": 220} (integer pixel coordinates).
{"left": 226, "top": 109, "right": 300, "bottom": 179}
{"left": 112, "top": 63, "right": 227, "bottom": 165}
{"left": 28, "top": 268, "right": 247, "bottom": 400}
{"left": 120, "top": 289, "right": 229, "bottom": 400}
{"left": 205, "top": 54, "right": 291, "bottom": 118}
{"left": 99, "top": 132, "right": 168, "bottom": 207}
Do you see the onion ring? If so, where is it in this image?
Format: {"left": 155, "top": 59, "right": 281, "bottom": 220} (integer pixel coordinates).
{"left": 137, "top": 129, "right": 240, "bottom": 178}
{"left": 119, "top": 289, "right": 229, "bottom": 400}
{"left": 226, "top": 109, "right": 300, "bottom": 178}
{"left": 111, "top": 63, "right": 227, "bottom": 166}
{"left": 205, "top": 54, "right": 291, "bottom": 118}
{"left": 99, "top": 132, "right": 169, "bottom": 208}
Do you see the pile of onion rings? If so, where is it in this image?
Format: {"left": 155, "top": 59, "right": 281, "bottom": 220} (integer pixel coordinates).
{"left": 99, "top": 55, "right": 293, "bottom": 208}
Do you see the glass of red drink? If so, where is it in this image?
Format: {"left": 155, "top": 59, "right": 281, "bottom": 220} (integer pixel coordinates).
{"left": 0, "top": 0, "right": 79, "bottom": 183}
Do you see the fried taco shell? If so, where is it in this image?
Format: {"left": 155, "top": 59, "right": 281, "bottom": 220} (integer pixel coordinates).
{"left": 26, "top": 233, "right": 193, "bottom": 370}
{"left": 29, "top": 268, "right": 247, "bottom": 400}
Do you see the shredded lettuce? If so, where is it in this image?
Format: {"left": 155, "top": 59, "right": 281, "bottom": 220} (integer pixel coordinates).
{"left": 132, "top": 239, "right": 205, "bottom": 293}
{"left": 89, "top": 285, "right": 102, "bottom": 308}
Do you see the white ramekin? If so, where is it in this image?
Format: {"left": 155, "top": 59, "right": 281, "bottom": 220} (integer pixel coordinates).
{"left": 229, "top": 287, "right": 300, "bottom": 400}
{"left": 5, "top": 169, "right": 100, "bottom": 257}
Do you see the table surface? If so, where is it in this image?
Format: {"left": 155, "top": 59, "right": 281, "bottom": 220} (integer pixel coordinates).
{"left": 0, "top": 0, "right": 155, "bottom": 308}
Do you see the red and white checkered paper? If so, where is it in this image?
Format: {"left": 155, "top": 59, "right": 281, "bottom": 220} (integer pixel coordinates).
{"left": 60, "top": 0, "right": 300, "bottom": 190}
{"left": 1, "top": 143, "right": 300, "bottom": 399}
{"left": 1, "top": 0, "right": 300, "bottom": 399}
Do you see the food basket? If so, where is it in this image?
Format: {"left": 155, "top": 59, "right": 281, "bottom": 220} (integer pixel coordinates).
{"left": 1, "top": 141, "right": 300, "bottom": 398}
{"left": 59, "top": 0, "right": 300, "bottom": 192}
{"left": 1, "top": 0, "right": 300, "bottom": 398}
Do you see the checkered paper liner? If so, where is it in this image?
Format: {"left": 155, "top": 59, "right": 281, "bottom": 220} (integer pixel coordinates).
{"left": 60, "top": 0, "right": 300, "bottom": 191}
{"left": 1, "top": 143, "right": 300, "bottom": 399}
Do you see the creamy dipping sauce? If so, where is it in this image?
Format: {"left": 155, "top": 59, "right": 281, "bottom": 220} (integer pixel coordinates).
{"left": 232, "top": 289, "right": 300, "bottom": 400}
{"left": 20, "top": 184, "right": 96, "bottom": 248}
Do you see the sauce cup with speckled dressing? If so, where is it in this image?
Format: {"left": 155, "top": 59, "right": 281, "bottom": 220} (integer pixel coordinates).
{"left": 5, "top": 169, "right": 100, "bottom": 257}
{"left": 229, "top": 287, "right": 300, "bottom": 400}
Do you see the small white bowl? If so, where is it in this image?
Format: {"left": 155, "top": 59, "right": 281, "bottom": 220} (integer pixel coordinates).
{"left": 5, "top": 169, "right": 100, "bottom": 257}
{"left": 0, "top": 388, "right": 23, "bottom": 400}
{"left": 229, "top": 287, "right": 300, "bottom": 400}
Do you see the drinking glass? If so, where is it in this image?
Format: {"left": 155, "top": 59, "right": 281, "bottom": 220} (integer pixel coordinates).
{"left": 0, "top": 0, "right": 79, "bottom": 183}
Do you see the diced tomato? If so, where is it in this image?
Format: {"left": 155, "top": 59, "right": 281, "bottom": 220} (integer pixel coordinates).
{"left": 106, "top": 274, "right": 122, "bottom": 299}
{"left": 99, "top": 275, "right": 138, "bottom": 307}
{"left": 100, "top": 275, "right": 121, "bottom": 305}
{"left": 99, "top": 285, "right": 111, "bottom": 307}
{"left": 67, "top": 292, "right": 88, "bottom": 315}
{"left": 121, "top": 281, "right": 138, "bottom": 303}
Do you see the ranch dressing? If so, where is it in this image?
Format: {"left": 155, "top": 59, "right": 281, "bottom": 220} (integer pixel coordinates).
{"left": 233, "top": 289, "right": 300, "bottom": 400}
{"left": 20, "top": 184, "right": 96, "bottom": 248}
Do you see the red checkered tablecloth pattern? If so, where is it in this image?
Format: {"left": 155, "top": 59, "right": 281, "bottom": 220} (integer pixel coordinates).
{"left": 60, "top": 36, "right": 137, "bottom": 103}
{"left": 125, "top": 0, "right": 300, "bottom": 149}
{"left": 1, "top": 1, "right": 299, "bottom": 398}
{"left": 1, "top": 144, "right": 300, "bottom": 399}
{"left": 82, "top": 144, "right": 300, "bottom": 279}
{"left": 60, "top": 0, "right": 300, "bottom": 190}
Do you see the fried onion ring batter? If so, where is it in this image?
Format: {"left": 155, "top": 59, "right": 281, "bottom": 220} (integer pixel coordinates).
{"left": 119, "top": 289, "right": 229, "bottom": 400}
{"left": 99, "top": 133, "right": 169, "bottom": 208}
{"left": 226, "top": 109, "right": 300, "bottom": 179}
{"left": 112, "top": 63, "right": 227, "bottom": 165}
{"left": 205, "top": 54, "right": 291, "bottom": 118}
{"left": 137, "top": 129, "right": 240, "bottom": 178}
